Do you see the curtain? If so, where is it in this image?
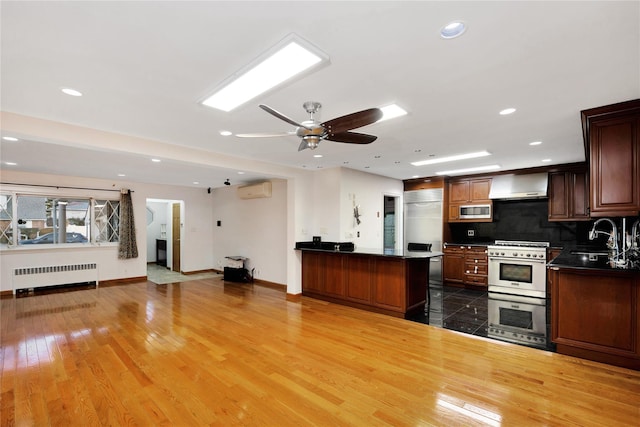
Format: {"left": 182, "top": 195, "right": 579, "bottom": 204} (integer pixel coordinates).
{"left": 118, "top": 189, "right": 138, "bottom": 259}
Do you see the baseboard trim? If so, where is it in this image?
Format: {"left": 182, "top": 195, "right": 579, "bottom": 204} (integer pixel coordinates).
{"left": 182, "top": 269, "right": 216, "bottom": 275}
{"left": 99, "top": 276, "right": 148, "bottom": 287}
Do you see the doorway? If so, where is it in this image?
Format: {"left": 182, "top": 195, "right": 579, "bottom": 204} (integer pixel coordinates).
{"left": 146, "top": 198, "right": 183, "bottom": 273}
{"left": 383, "top": 195, "right": 400, "bottom": 251}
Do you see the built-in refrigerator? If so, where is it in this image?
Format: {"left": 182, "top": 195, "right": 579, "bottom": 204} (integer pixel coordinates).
{"left": 403, "top": 188, "right": 444, "bottom": 285}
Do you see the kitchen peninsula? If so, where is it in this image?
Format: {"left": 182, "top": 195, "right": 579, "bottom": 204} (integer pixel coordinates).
{"left": 296, "top": 243, "right": 443, "bottom": 318}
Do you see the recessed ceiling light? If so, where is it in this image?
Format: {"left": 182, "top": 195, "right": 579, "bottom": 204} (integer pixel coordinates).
{"left": 219, "top": 130, "right": 233, "bottom": 136}
{"left": 412, "top": 175, "right": 420, "bottom": 178}
{"left": 193, "top": 181, "right": 199, "bottom": 185}
{"left": 377, "top": 104, "right": 408, "bottom": 122}
{"left": 61, "top": 87, "right": 83, "bottom": 97}
{"left": 436, "top": 164, "right": 501, "bottom": 176}
{"left": 237, "top": 171, "right": 245, "bottom": 175}
{"left": 412, "top": 151, "right": 491, "bottom": 166}
{"left": 541, "top": 159, "right": 552, "bottom": 163}
{"left": 151, "top": 158, "right": 161, "bottom": 163}
{"left": 499, "top": 108, "right": 516, "bottom": 115}
{"left": 2, "top": 136, "right": 18, "bottom": 142}
{"left": 313, "top": 154, "right": 323, "bottom": 158}
{"left": 529, "top": 141, "right": 542, "bottom": 146}
{"left": 117, "top": 174, "right": 126, "bottom": 177}
{"left": 5, "top": 162, "right": 17, "bottom": 166}
{"left": 201, "top": 35, "right": 328, "bottom": 112}
{"left": 440, "top": 21, "right": 466, "bottom": 39}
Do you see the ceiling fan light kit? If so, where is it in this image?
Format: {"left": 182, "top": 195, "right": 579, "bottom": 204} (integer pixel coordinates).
{"left": 239, "top": 101, "right": 383, "bottom": 151}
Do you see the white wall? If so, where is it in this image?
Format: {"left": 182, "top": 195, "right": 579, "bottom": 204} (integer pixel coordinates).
{"left": 339, "top": 168, "right": 404, "bottom": 249}
{"left": 211, "top": 179, "right": 288, "bottom": 284}
{"left": 0, "top": 170, "right": 215, "bottom": 292}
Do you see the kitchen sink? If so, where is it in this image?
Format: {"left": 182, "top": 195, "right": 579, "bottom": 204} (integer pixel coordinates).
{"left": 570, "top": 250, "right": 609, "bottom": 256}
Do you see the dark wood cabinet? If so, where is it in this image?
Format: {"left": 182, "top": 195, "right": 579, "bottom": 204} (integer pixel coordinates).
{"left": 464, "top": 246, "right": 488, "bottom": 287}
{"left": 548, "top": 169, "right": 589, "bottom": 221}
{"left": 448, "top": 178, "right": 492, "bottom": 223}
{"left": 300, "top": 250, "right": 432, "bottom": 318}
{"left": 581, "top": 99, "right": 640, "bottom": 217}
{"left": 549, "top": 266, "right": 640, "bottom": 370}
{"left": 443, "top": 244, "right": 487, "bottom": 288}
{"left": 443, "top": 245, "right": 465, "bottom": 285}
{"left": 156, "top": 239, "right": 167, "bottom": 267}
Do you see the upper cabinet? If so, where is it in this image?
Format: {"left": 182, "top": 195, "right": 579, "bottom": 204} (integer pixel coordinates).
{"left": 582, "top": 99, "right": 640, "bottom": 217}
{"left": 448, "top": 177, "right": 492, "bottom": 222}
{"left": 548, "top": 167, "right": 589, "bottom": 221}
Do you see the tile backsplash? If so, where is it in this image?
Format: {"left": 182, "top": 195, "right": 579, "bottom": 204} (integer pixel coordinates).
{"left": 449, "top": 199, "right": 591, "bottom": 246}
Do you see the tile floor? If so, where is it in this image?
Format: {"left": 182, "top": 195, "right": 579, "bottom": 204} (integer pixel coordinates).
{"left": 147, "top": 263, "right": 220, "bottom": 284}
{"left": 408, "top": 285, "right": 556, "bottom": 352}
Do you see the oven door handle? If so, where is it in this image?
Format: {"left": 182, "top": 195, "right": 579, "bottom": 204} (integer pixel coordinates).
{"left": 489, "top": 257, "right": 546, "bottom": 264}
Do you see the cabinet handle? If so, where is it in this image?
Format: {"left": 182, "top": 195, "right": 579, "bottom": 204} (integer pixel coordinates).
{"left": 474, "top": 266, "right": 478, "bottom": 274}
{"left": 475, "top": 259, "right": 478, "bottom": 263}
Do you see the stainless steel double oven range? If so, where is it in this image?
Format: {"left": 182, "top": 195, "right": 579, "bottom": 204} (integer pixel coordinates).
{"left": 486, "top": 240, "right": 549, "bottom": 348}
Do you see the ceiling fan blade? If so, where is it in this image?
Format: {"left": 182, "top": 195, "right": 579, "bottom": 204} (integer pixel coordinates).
{"left": 259, "top": 104, "right": 312, "bottom": 130}
{"left": 321, "top": 108, "right": 383, "bottom": 135}
{"left": 325, "top": 131, "right": 378, "bottom": 144}
{"left": 235, "top": 131, "right": 296, "bottom": 138}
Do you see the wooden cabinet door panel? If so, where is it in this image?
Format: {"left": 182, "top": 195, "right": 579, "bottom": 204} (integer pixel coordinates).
{"left": 571, "top": 171, "right": 590, "bottom": 219}
{"left": 372, "top": 258, "right": 405, "bottom": 311}
{"left": 323, "top": 253, "right": 345, "bottom": 297}
{"left": 590, "top": 118, "right": 639, "bottom": 214}
{"left": 554, "top": 270, "right": 635, "bottom": 354}
{"left": 345, "top": 256, "right": 372, "bottom": 303}
{"left": 450, "top": 181, "right": 470, "bottom": 203}
{"left": 302, "top": 252, "right": 323, "bottom": 293}
{"left": 548, "top": 172, "right": 569, "bottom": 219}
{"left": 443, "top": 249, "right": 465, "bottom": 284}
{"left": 470, "top": 179, "right": 491, "bottom": 201}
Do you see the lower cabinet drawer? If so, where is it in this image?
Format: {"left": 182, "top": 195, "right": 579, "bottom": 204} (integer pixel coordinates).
{"left": 464, "top": 274, "right": 488, "bottom": 286}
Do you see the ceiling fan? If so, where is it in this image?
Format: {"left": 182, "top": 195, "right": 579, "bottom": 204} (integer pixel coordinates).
{"left": 236, "top": 101, "right": 383, "bottom": 151}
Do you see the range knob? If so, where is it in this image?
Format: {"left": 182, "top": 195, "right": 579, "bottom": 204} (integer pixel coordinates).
{"left": 526, "top": 253, "right": 531, "bottom": 257}
{"left": 512, "top": 252, "right": 518, "bottom": 256}
{"left": 500, "top": 252, "right": 505, "bottom": 256}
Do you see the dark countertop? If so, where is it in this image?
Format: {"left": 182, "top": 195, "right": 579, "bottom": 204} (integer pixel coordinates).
{"left": 444, "top": 241, "right": 493, "bottom": 247}
{"left": 548, "top": 247, "right": 640, "bottom": 273}
{"left": 296, "top": 246, "right": 444, "bottom": 259}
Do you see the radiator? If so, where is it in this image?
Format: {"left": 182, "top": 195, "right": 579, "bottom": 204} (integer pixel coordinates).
{"left": 13, "top": 263, "right": 98, "bottom": 293}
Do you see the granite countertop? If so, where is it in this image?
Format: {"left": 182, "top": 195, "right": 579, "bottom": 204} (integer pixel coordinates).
{"left": 444, "top": 241, "right": 493, "bottom": 247}
{"left": 296, "top": 246, "right": 444, "bottom": 259}
{"left": 547, "top": 247, "right": 640, "bottom": 273}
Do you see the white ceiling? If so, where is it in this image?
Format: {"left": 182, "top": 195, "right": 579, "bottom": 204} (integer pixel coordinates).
{"left": 1, "top": 1, "right": 639, "bottom": 189}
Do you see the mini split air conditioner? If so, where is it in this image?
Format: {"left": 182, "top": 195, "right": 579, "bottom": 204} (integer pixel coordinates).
{"left": 237, "top": 181, "right": 272, "bottom": 199}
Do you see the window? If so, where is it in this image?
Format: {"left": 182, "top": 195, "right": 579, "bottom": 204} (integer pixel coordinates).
{"left": 0, "top": 193, "right": 120, "bottom": 248}
{"left": 94, "top": 199, "right": 120, "bottom": 243}
{"left": 0, "top": 194, "right": 14, "bottom": 245}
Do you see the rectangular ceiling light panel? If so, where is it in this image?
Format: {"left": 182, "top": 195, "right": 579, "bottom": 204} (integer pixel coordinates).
{"left": 202, "top": 35, "right": 328, "bottom": 112}
{"left": 411, "top": 151, "right": 491, "bottom": 166}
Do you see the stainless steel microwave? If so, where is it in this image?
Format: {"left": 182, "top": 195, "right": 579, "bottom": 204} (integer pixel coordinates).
{"left": 459, "top": 204, "right": 491, "bottom": 219}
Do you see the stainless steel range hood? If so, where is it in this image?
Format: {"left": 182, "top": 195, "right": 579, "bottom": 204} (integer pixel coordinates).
{"left": 488, "top": 173, "right": 548, "bottom": 200}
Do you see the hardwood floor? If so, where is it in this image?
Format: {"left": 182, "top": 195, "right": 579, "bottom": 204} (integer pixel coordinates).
{"left": 1, "top": 278, "right": 639, "bottom": 426}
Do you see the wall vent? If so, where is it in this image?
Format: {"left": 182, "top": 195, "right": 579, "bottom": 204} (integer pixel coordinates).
{"left": 13, "top": 263, "right": 98, "bottom": 293}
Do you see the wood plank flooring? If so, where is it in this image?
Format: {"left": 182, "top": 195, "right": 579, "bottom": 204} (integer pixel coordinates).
{"left": 1, "top": 278, "right": 639, "bottom": 426}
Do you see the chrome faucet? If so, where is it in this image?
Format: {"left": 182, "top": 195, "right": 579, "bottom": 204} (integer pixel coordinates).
{"left": 588, "top": 218, "right": 619, "bottom": 261}
{"left": 632, "top": 218, "right": 640, "bottom": 249}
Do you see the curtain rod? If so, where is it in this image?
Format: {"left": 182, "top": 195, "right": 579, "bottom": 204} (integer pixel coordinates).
{"left": 0, "top": 182, "right": 133, "bottom": 193}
